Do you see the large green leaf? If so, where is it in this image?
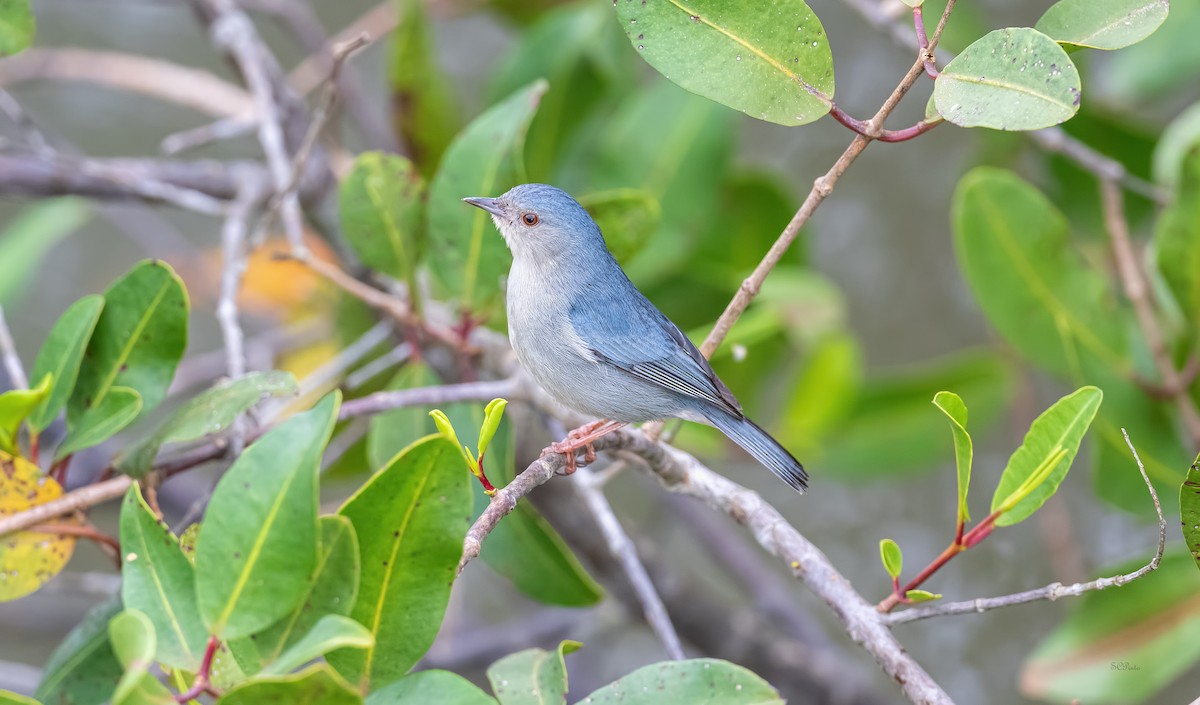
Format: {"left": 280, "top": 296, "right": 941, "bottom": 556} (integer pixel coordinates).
{"left": 36, "top": 598, "right": 123, "bottom": 705}
{"left": 389, "top": 0, "right": 458, "bottom": 176}
{"left": 1183, "top": 454, "right": 1200, "bottom": 572}
{"left": 107, "top": 609, "right": 174, "bottom": 705}
{"left": 818, "top": 350, "right": 1014, "bottom": 480}
{"left": 991, "top": 387, "right": 1102, "bottom": 526}
{"left": 486, "top": 641, "right": 580, "bottom": 705}
{"left": 577, "top": 189, "right": 661, "bottom": 265}
{"left": 217, "top": 664, "right": 362, "bottom": 705}
{"left": 1155, "top": 149, "right": 1200, "bottom": 338}
{"left": 952, "top": 167, "right": 1126, "bottom": 378}
{"left": 1020, "top": 553, "right": 1200, "bottom": 703}
{"left": 56, "top": 386, "right": 143, "bottom": 459}
{"left": 778, "top": 332, "right": 862, "bottom": 455}
{"left": 1035, "top": 0, "right": 1169, "bottom": 51}
{"left": 933, "top": 391, "right": 972, "bottom": 524}
{"left": 490, "top": 1, "right": 634, "bottom": 178}
{"left": 0, "top": 373, "right": 51, "bottom": 453}
{"left": 263, "top": 616, "right": 372, "bottom": 677}
{"left": 329, "top": 435, "right": 471, "bottom": 691}
{"left": 577, "top": 659, "right": 783, "bottom": 704}
{"left": 67, "top": 260, "right": 188, "bottom": 434}
{"left": 476, "top": 417, "right": 603, "bottom": 607}
{"left": 935, "top": 28, "right": 1081, "bottom": 131}
{"left": 0, "top": 691, "right": 41, "bottom": 705}
{"left": 366, "top": 670, "right": 497, "bottom": 705}
{"left": 367, "top": 362, "right": 439, "bottom": 470}
{"left": 427, "top": 81, "right": 547, "bottom": 314}
{"left": 232, "top": 515, "right": 360, "bottom": 674}
{"left": 116, "top": 371, "right": 298, "bottom": 477}
{"left": 27, "top": 295, "right": 104, "bottom": 433}
{"left": 1106, "top": 1, "right": 1200, "bottom": 102}
{"left": 614, "top": 0, "right": 833, "bottom": 126}
{"left": 340, "top": 152, "right": 425, "bottom": 287}
{"left": 0, "top": 198, "right": 87, "bottom": 305}
{"left": 119, "top": 483, "right": 207, "bottom": 671}
{"left": 194, "top": 393, "right": 339, "bottom": 639}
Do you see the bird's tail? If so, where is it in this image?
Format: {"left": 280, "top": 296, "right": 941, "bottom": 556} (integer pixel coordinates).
{"left": 706, "top": 412, "right": 808, "bottom": 493}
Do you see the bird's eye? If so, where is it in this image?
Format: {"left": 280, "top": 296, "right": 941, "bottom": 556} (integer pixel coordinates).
{"left": 522, "top": 212, "right": 540, "bottom": 226}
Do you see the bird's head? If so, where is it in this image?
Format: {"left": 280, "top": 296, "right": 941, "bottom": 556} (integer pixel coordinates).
{"left": 463, "top": 184, "right": 604, "bottom": 261}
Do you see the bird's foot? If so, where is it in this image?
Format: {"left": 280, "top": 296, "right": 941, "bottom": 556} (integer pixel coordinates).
{"left": 542, "top": 419, "right": 628, "bottom": 474}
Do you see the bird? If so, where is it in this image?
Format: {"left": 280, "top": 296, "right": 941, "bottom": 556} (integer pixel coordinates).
{"left": 463, "top": 184, "right": 808, "bottom": 492}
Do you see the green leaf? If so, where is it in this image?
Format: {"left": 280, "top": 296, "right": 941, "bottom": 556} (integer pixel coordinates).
{"left": 0, "top": 373, "right": 51, "bottom": 452}
{"left": 1155, "top": 149, "right": 1200, "bottom": 336}
{"left": 991, "top": 387, "right": 1102, "bottom": 526}
{"left": 0, "top": 691, "right": 42, "bottom": 705}
{"left": 389, "top": 0, "right": 458, "bottom": 177}
{"left": 217, "top": 664, "right": 362, "bottom": 705}
{"left": 427, "top": 81, "right": 547, "bottom": 314}
{"left": 0, "top": 0, "right": 33, "bottom": 56}
{"left": 932, "top": 391, "right": 973, "bottom": 524}
{"left": 1106, "top": 1, "right": 1200, "bottom": 102}
{"left": 878, "top": 539, "right": 902, "bottom": 580}
{"left": 116, "top": 371, "right": 298, "bottom": 477}
{"left": 577, "top": 189, "right": 662, "bottom": 265}
{"left": 905, "top": 590, "right": 941, "bottom": 603}
{"left": 477, "top": 418, "right": 604, "bottom": 606}
{"left": 615, "top": 0, "right": 833, "bottom": 126}
{"left": 366, "top": 670, "right": 497, "bottom": 705}
{"left": 818, "top": 350, "right": 1014, "bottom": 480}
{"left": 0, "top": 198, "right": 86, "bottom": 305}
{"left": 340, "top": 152, "right": 425, "bottom": 288}
{"left": 232, "top": 515, "right": 360, "bottom": 674}
{"left": 778, "top": 332, "right": 862, "bottom": 455}
{"left": 57, "top": 386, "right": 143, "bottom": 459}
{"left": 68, "top": 260, "right": 189, "bottom": 428}
{"left": 194, "top": 392, "right": 339, "bottom": 639}
{"left": 27, "top": 295, "right": 104, "bottom": 433}
{"left": 578, "top": 659, "right": 783, "bottom": 704}
{"left": 935, "top": 28, "right": 1081, "bottom": 131}
{"left": 263, "top": 616, "right": 372, "bottom": 677}
{"left": 1182, "top": 455, "right": 1200, "bottom": 572}
{"left": 367, "top": 363, "right": 440, "bottom": 470}
{"left": 108, "top": 609, "right": 174, "bottom": 705}
{"left": 477, "top": 398, "right": 508, "bottom": 460}
{"left": 35, "top": 598, "right": 121, "bottom": 705}
{"left": 1035, "top": 0, "right": 1168, "bottom": 50}
{"left": 486, "top": 641, "right": 581, "bottom": 705}
{"left": 329, "top": 435, "right": 472, "bottom": 691}
{"left": 119, "top": 483, "right": 207, "bottom": 671}
{"left": 952, "top": 167, "right": 1126, "bottom": 378}
{"left": 1020, "top": 553, "right": 1200, "bottom": 703}
{"left": 1153, "top": 101, "right": 1200, "bottom": 189}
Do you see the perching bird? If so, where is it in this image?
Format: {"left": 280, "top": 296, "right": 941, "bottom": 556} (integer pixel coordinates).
{"left": 464, "top": 184, "right": 808, "bottom": 492}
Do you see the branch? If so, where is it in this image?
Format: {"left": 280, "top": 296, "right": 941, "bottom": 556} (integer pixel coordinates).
{"left": 0, "top": 305, "right": 29, "bottom": 390}
{"left": 1101, "top": 180, "right": 1200, "bottom": 446}
{"left": 571, "top": 466, "right": 686, "bottom": 660}
{"left": 885, "top": 429, "right": 1166, "bottom": 625}
{"left": 459, "top": 425, "right": 954, "bottom": 704}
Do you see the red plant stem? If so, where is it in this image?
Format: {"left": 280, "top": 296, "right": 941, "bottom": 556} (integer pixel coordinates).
{"left": 828, "top": 104, "right": 942, "bottom": 142}
{"left": 31, "top": 522, "right": 121, "bottom": 553}
{"left": 913, "top": 6, "right": 939, "bottom": 78}
{"left": 29, "top": 433, "right": 39, "bottom": 466}
{"left": 175, "top": 636, "right": 219, "bottom": 703}
{"left": 877, "top": 509, "right": 1005, "bottom": 613}
{"left": 52, "top": 454, "right": 74, "bottom": 487}
{"left": 475, "top": 456, "right": 496, "bottom": 495}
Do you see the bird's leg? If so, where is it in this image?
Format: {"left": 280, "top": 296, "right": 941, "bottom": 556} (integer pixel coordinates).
{"left": 543, "top": 419, "right": 628, "bottom": 473}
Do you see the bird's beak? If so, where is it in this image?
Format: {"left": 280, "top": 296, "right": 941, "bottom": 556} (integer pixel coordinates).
{"left": 462, "top": 196, "right": 505, "bottom": 217}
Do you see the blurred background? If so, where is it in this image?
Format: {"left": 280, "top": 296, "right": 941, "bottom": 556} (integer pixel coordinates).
{"left": 1, "top": 0, "right": 1198, "bottom": 703}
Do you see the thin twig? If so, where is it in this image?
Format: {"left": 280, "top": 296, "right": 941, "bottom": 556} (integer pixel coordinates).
{"left": 885, "top": 429, "right": 1165, "bottom": 625}
{"left": 217, "top": 181, "right": 261, "bottom": 381}
{"left": 0, "top": 305, "right": 29, "bottom": 390}
{"left": 1101, "top": 180, "right": 1200, "bottom": 445}
{"left": 572, "top": 467, "right": 686, "bottom": 660}
{"left": 162, "top": 116, "right": 256, "bottom": 155}
{"left": 31, "top": 522, "right": 121, "bottom": 554}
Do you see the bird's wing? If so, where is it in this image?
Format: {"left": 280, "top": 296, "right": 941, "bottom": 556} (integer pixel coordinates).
{"left": 568, "top": 283, "right": 742, "bottom": 418}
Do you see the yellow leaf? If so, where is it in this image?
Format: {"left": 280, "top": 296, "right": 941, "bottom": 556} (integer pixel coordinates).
{"left": 0, "top": 451, "right": 75, "bottom": 601}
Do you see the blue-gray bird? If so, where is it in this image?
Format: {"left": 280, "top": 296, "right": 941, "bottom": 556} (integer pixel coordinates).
{"left": 464, "top": 184, "right": 808, "bottom": 492}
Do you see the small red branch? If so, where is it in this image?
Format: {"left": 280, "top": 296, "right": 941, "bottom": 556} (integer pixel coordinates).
{"left": 877, "top": 508, "right": 1005, "bottom": 613}
{"left": 29, "top": 433, "right": 39, "bottom": 466}
{"left": 175, "top": 636, "right": 219, "bottom": 703}
{"left": 50, "top": 454, "right": 73, "bottom": 487}
{"left": 475, "top": 455, "right": 497, "bottom": 495}
{"left": 31, "top": 522, "right": 120, "bottom": 552}
{"left": 913, "top": 6, "right": 939, "bottom": 78}
{"left": 829, "top": 104, "right": 941, "bottom": 143}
